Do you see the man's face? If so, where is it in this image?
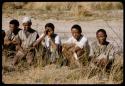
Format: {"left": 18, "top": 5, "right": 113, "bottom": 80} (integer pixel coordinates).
{"left": 96, "top": 32, "right": 107, "bottom": 45}
{"left": 9, "top": 24, "right": 17, "bottom": 32}
{"left": 71, "top": 28, "right": 81, "bottom": 40}
{"left": 23, "top": 22, "right": 31, "bottom": 31}
{"left": 45, "top": 27, "right": 54, "bottom": 37}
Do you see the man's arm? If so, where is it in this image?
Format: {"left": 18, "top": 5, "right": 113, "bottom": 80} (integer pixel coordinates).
{"left": 33, "top": 28, "right": 49, "bottom": 47}
{"left": 74, "top": 46, "right": 84, "bottom": 57}
{"left": 62, "top": 43, "right": 75, "bottom": 54}
{"left": 4, "top": 34, "right": 11, "bottom": 46}
{"left": 14, "top": 32, "right": 23, "bottom": 51}
{"left": 33, "top": 33, "right": 46, "bottom": 47}
{"left": 63, "top": 37, "right": 75, "bottom": 50}
{"left": 109, "top": 45, "right": 115, "bottom": 59}
{"left": 74, "top": 37, "right": 88, "bottom": 56}
{"left": 11, "top": 36, "right": 20, "bottom": 45}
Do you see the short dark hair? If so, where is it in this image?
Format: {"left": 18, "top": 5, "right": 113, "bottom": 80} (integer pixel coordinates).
{"left": 45, "top": 23, "right": 55, "bottom": 31}
{"left": 9, "top": 19, "right": 19, "bottom": 27}
{"left": 71, "top": 24, "right": 82, "bottom": 33}
{"left": 96, "top": 29, "right": 107, "bottom": 37}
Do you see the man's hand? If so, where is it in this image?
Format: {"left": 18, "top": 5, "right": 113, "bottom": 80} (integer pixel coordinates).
{"left": 76, "top": 49, "right": 84, "bottom": 57}
{"left": 11, "top": 40, "right": 18, "bottom": 45}
{"left": 93, "top": 58, "right": 100, "bottom": 65}
{"left": 44, "top": 28, "right": 49, "bottom": 36}
{"left": 99, "top": 58, "right": 108, "bottom": 66}
{"left": 94, "top": 58, "right": 108, "bottom": 67}
{"left": 33, "top": 34, "right": 46, "bottom": 47}
{"left": 33, "top": 40, "right": 39, "bottom": 47}
{"left": 5, "top": 40, "right": 16, "bottom": 46}
{"left": 6, "top": 41, "right": 12, "bottom": 45}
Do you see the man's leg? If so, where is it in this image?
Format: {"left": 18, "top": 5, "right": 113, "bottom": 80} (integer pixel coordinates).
{"left": 62, "top": 45, "right": 74, "bottom": 66}
{"left": 26, "top": 51, "right": 35, "bottom": 65}
{"left": 12, "top": 50, "right": 25, "bottom": 65}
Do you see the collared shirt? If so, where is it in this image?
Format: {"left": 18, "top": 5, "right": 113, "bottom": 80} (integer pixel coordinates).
{"left": 35, "top": 33, "right": 61, "bottom": 53}
{"left": 36, "top": 33, "right": 61, "bottom": 47}
{"left": 44, "top": 34, "right": 61, "bottom": 48}
{"left": 89, "top": 41, "right": 115, "bottom": 61}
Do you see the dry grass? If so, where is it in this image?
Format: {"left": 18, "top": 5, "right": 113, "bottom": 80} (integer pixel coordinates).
{"left": 2, "top": 2, "right": 123, "bottom": 21}
{"left": 3, "top": 2, "right": 123, "bottom": 10}
{"left": 2, "top": 48, "right": 123, "bottom": 84}
{"left": 90, "top": 2, "right": 123, "bottom": 10}
{"left": 2, "top": 2, "right": 123, "bottom": 84}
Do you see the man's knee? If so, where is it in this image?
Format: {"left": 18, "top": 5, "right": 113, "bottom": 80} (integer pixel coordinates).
{"left": 13, "top": 51, "right": 25, "bottom": 64}
{"left": 26, "top": 52, "right": 34, "bottom": 64}
{"left": 27, "top": 58, "right": 33, "bottom": 64}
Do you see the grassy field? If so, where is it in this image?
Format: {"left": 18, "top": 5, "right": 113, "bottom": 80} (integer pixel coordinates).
{"left": 2, "top": 2, "right": 123, "bottom": 20}
{"left": 2, "top": 51, "right": 123, "bottom": 84}
{"left": 2, "top": 2, "right": 123, "bottom": 84}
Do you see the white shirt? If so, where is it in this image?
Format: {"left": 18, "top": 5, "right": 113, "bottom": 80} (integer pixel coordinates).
{"left": 36, "top": 33, "right": 61, "bottom": 48}
{"left": 64, "top": 35, "right": 89, "bottom": 49}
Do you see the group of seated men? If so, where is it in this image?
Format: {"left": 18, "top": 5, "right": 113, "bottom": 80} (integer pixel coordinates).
{"left": 2, "top": 17, "right": 115, "bottom": 69}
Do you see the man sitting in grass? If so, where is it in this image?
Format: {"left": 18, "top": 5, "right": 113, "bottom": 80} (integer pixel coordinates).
{"left": 12, "top": 17, "right": 39, "bottom": 66}
{"left": 89, "top": 29, "right": 115, "bottom": 70}
{"left": 62, "top": 24, "right": 90, "bottom": 68}
{"left": 33, "top": 23, "right": 62, "bottom": 66}
{"left": 4, "top": 19, "right": 21, "bottom": 58}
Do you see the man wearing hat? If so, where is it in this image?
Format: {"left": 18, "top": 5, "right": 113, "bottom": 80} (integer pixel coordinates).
{"left": 12, "top": 17, "right": 39, "bottom": 66}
